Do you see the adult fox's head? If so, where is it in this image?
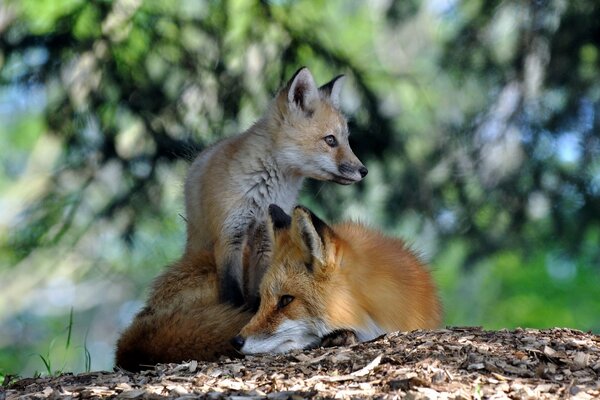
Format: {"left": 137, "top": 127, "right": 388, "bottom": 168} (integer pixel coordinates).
{"left": 231, "top": 204, "right": 339, "bottom": 354}
{"left": 270, "top": 67, "right": 368, "bottom": 184}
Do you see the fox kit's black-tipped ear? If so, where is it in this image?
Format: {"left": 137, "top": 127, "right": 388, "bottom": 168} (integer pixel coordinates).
{"left": 287, "top": 67, "right": 319, "bottom": 111}
{"left": 291, "top": 205, "right": 333, "bottom": 268}
{"left": 319, "top": 74, "right": 345, "bottom": 109}
{"left": 268, "top": 204, "right": 292, "bottom": 230}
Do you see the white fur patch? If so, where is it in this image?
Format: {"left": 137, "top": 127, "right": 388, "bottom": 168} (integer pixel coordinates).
{"left": 240, "top": 319, "right": 322, "bottom": 355}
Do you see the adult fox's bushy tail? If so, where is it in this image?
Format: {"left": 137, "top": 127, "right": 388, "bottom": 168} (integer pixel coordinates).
{"left": 115, "top": 251, "right": 252, "bottom": 371}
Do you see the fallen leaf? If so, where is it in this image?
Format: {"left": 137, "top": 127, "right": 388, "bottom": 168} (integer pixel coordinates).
{"left": 351, "top": 355, "right": 382, "bottom": 377}
{"left": 544, "top": 346, "right": 557, "bottom": 357}
{"left": 118, "top": 389, "right": 145, "bottom": 399}
{"left": 573, "top": 352, "right": 590, "bottom": 369}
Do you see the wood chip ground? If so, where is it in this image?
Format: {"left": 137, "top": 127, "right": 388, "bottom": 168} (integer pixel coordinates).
{"left": 4, "top": 327, "right": 600, "bottom": 399}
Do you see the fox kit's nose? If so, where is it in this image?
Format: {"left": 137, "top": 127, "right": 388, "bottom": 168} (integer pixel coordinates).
{"left": 230, "top": 335, "right": 245, "bottom": 351}
{"left": 359, "top": 166, "right": 368, "bottom": 178}
{"left": 339, "top": 163, "right": 368, "bottom": 180}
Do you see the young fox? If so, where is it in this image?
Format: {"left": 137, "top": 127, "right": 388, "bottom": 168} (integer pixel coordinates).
{"left": 115, "top": 251, "right": 253, "bottom": 372}
{"left": 184, "top": 67, "right": 367, "bottom": 307}
{"left": 231, "top": 205, "right": 442, "bottom": 354}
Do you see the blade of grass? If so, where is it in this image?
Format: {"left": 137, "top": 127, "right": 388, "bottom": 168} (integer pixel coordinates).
{"left": 38, "top": 354, "right": 51, "bottom": 376}
{"left": 83, "top": 327, "right": 92, "bottom": 373}
{"left": 65, "top": 307, "right": 74, "bottom": 350}
{"left": 84, "top": 345, "right": 91, "bottom": 373}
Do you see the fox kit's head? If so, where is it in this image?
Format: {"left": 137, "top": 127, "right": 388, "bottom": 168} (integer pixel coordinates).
{"left": 272, "top": 67, "right": 367, "bottom": 184}
{"left": 231, "top": 204, "right": 339, "bottom": 354}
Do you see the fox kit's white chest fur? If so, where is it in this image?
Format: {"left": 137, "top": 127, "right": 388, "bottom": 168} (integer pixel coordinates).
{"left": 186, "top": 129, "right": 304, "bottom": 226}
{"left": 244, "top": 167, "right": 301, "bottom": 214}
{"left": 236, "top": 147, "right": 303, "bottom": 215}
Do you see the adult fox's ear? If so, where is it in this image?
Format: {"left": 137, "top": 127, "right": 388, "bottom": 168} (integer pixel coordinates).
{"left": 287, "top": 67, "right": 319, "bottom": 112}
{"left": 291, "top": 206, "right": 335, "bottom": 272}
{"left": 319, "top": 74, "right": 345, "bottom": 109}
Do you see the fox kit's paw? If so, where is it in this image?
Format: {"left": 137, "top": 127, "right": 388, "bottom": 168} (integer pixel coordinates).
{"left": 220, "top": 276, "right": 246, "bottom": 307}
{"left": 320, "top": 330, "right": 358, "bottom": 348}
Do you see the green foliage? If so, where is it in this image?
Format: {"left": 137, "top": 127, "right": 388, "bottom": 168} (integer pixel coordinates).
{"left": 0, "top": 370, "right": 18, "bottom": 387}
{"left": 438, "top": 238, "right": 600, "bottom": 332}
{"left": 17, "top": 0, "right": 85, "bottom": 34}
{"left": 1, "top": 0, "right": 599, "bottom": 377}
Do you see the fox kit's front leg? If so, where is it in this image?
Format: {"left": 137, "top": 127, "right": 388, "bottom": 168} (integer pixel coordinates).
{"left": 217, "top": 218, "right": 272, "bottom": 308}
{"left": 215, "top": 222, "right": 248, "bottom": 307}
{"left": 245, "top": 221, "right": 272, "bottom": 310}
{"left": 215, "top": 237, "right": 244, "bottom": 306}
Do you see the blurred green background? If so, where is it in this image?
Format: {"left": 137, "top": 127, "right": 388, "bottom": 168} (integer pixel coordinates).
{"left": 1, "top": 0, "right": 599, "bottom": 378}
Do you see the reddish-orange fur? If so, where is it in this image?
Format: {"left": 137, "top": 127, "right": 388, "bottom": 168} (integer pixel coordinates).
{"left": 322, "top": 222, "right": 442, "bottom": 331}
{"left": 115, "top": 251, "right": 252, "bottom": 371}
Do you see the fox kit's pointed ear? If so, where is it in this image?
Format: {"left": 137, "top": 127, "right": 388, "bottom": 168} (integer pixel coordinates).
{"left": 319, "top": 74, "right": 345, "bottom": 109}
{"left": 287, "top": 67, "right": 319, "bottom": 112}
{"left": 291, "top": 206, "right": 333, "bottom": 270}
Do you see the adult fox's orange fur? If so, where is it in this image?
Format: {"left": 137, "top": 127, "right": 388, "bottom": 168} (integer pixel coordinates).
{"left": 115, "top": 251, "right": 252, "bottom": 371}
{"left": 232, "top": 205, "right": 442, "bottom": 354}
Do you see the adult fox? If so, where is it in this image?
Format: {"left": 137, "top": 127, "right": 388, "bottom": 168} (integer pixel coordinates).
{"left": 184, "top": 67, "right": 367, "bottom": 307}
{"left": 232, "top": 205, "right": 442, "bottom": 354}
{"left": 116, "top": 205, "right": 440, "bottom": 369}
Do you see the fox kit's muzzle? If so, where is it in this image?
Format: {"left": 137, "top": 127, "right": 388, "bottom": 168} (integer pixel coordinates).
{"left": 339, "top": 162, "right": 368, "bottom": 178}
{"left": 333, "top": 162, "right": 368, "bottom": 185}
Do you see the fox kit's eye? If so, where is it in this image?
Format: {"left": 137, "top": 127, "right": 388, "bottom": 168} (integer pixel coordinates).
{"left": 277, "top": 295, "right": 295, "bottom": 309}
{"left": 324, "top": 135, "right": 338, "bottom": 147}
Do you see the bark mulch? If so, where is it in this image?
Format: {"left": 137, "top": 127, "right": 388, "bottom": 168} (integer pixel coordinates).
{"left": 4, "top": 327, "right": 600, "bottom": 399}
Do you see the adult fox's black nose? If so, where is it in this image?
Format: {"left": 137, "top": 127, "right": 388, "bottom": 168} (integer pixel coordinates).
{"left": 359, "top": 166, "right": 368, "bottom": 178}
{"left": 230, "top": 335, "right": 245, "bottom": 351}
